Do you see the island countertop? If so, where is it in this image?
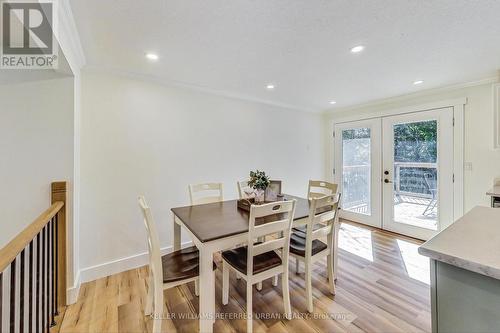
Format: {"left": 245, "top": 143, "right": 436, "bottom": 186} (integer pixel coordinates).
{"left": 418, "top": 206, "right": 500, "bottom": 280}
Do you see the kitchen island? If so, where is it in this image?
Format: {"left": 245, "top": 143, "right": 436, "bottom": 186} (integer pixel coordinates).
{"left": 418, "top": 206, "right": 500, "bottom": 333}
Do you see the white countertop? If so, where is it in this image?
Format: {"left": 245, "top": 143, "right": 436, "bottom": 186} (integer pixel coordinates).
{"left": 418, "top": 206, "right": 500, "bottom": 280}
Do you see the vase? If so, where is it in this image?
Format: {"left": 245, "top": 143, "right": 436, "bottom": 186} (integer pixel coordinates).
{"left": 254, "top": 189, "right": 265, "bottom": 203}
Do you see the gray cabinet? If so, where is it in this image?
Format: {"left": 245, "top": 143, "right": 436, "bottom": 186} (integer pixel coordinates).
{"left": 430, "top": 259, "right": 500, "bottom": 333}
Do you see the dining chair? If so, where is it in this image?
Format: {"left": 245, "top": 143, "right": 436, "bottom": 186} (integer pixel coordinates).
{"left": 189, "top": 182, "right": 224, "bottom": 205}
{"left": 221, "top": 200, "right": 297, "bottom": 332}
{"left": 188, "top": 182, "right": 224, "bottom": 294}
{"left": 237, "top": 180, "right": 255, "bottom": 199}
{"left": 138, "top": 196, "right": 216, "bottom": 333}
{"left": 237, "top": 179, "right": 276, "bottom": 290}
{"left": 307, "top": 180, "right": 338, "bottom": 199}
{"left": 289, "top": 193, "right": 341, "bottom": 313}
{"left": 236, "top": 180, "right": 272, "bottom": 291}
{"left": 292, "top": 180, "right": 339, "bottom": 272}
{"left": 237, "top": 180, "right": 255, "bottom": 283}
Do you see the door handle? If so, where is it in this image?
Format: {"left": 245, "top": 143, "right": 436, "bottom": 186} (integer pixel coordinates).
{"left": 384, "top": 179, "right": 393, "bottom": 184}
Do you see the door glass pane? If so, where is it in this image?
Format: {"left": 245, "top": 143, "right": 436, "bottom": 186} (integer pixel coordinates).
{"left": 342, "top": 128, "right": 371, "bottom": 215}
{"left": 393, "top": 120, "right": 437, "bottom": 230}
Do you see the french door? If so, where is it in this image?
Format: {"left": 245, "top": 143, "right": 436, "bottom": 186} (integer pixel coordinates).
{"left": 382, "top": 108, "right": 454, "bottom": 239}
{"left": 335, "top": 108, "right": 454, "bottom": 240}
{"left": 334, "top": 119, "right": 382, "bottom": 228}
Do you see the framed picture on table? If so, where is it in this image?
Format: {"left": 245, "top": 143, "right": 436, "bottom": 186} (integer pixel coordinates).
{"left": 265, "top": 180, "right": 282, "bottom": 201}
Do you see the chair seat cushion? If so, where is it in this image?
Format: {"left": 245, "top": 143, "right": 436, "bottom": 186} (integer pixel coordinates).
{"left": 221, "top": 245, "right": 282, "bottom": 275}
{"left": 162, "top": 246, "right": 216, "bottom": 283}
{"left": 292, "top": 223, "right": 324, "bottom": 235}
{"left": 289, "top": 231, "right": 328, "bottom": 257}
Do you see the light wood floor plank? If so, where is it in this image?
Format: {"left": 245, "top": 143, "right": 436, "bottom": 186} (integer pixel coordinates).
{"left": 60, "top": 220, "right": 431, "bottom": 332}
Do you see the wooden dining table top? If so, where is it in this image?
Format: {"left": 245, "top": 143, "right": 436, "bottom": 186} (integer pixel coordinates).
{"left": 171, "top": 194, "right": 312, "bottom": 243}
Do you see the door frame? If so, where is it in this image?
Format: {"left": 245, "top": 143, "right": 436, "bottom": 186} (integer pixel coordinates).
{"left": 328, "top": 98, "right": 465, "bottom": 237}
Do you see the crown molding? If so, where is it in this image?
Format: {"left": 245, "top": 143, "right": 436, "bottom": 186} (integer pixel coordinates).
{"left": 324, "top": 76, "right": 498, "bottom": 115}
{"left": 53, "top": 0, "right": 86, "bottom": 73}
{"left": 83, "top": 65, "right": 319, "bottom": 114}
{"left": 329, "top": 97, "right": 467, "bottom": 124}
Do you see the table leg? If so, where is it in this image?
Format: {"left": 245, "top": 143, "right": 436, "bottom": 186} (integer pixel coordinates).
{"left": 173, "top": 214, "right": 181, "bottom": 251}
{"left": 199, "top": 247, "right": 215, "bottom": 333}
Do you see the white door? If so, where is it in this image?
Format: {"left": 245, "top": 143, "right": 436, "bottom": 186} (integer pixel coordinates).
{"left": 382, "top": 108, "right": 454, "bottom": 240}
{"left": 334, "top": 119, "right": 382, "bottom": 228}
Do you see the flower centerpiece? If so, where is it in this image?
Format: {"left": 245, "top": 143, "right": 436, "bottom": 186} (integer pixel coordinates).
{"left": 248, "top": 170, "right": 270, "bottom": 203}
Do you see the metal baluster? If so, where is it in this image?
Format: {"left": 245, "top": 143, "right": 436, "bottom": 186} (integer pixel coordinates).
{"left": 1, "top": 272, "right": 3, "bottom": 333}
{"left": 41, "top": 227, "right": 46, "bottom": 332}
{"left": 54, "top": 213, "right": 59, "bottom": 315}
{"left": 10, "top": 259, "right": 16, "bottom": 333}
{"left": 29, "top": 241, "right": 33, "bottom": 333}
{"left": 50, "top": 217, "right": 56, "bottom": 326}
{"left": 45, "top": 224, "right": 50, "bottom": 333}
{"left": 36, "top": 234, "right": 40, "bottom": 333}
{"left": 20, "top": 250, "right": 25, "bottom": 333}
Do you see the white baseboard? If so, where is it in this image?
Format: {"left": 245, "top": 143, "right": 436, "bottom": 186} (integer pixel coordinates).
{"left": 78, "top": 241, "right": 193, "bottom": 285}
{"left": 67, "top": 270, "right": 81, "bottom": 305}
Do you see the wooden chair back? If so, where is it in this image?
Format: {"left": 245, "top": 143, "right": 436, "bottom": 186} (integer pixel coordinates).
{"left": 247, "top": 200, "right": 296, "bottom": 276}
{"left": 305, "top": 193, "right": 341, "bottom": 251}
{"left": 138, "top": 196, "right": 163, "bottom": 295}
{"left": 189, "top": 182, "right": 223, "bottom": 205}
{"left": 237, "top": 180, "right": 255, "bottom": 199}
{"left": 308, "top": 180, "right": 338, "bottom": 199}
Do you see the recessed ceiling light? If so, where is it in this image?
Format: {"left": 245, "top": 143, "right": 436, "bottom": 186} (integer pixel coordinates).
{"left": 350, "top": 45, "right": 365, "bottom": 53}
{"left": 329, "top": 100, "right": 337, "bottom": 105}
{"left": 145, "top": 53, "right": 159, "bottom": 61}
{"left": 266, "top": 84, "right": 275, "bottom": 90}
{"left": 413, "top": 80, "right": 424, "bottom": 85}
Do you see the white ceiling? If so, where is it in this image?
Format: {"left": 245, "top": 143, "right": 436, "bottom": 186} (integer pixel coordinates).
{"left": 69, "top": 0, "right": 500, "bottom": 112}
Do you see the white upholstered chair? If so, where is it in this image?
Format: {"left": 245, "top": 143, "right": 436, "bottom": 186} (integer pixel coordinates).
{"left": 289, "top": 193, "right": 341, "bottom": 313}
{"left": 221, "top": 200, "right": 296, "bottom": 332}
{"left": 138, "top": 196, "right": 215, "bottom": 333}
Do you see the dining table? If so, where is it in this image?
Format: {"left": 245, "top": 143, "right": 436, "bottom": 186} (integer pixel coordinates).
{"left": 171, "top": 194, "right": 340, "bottom": 333}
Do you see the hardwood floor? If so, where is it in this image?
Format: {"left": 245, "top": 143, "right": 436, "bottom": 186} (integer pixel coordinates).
{"left": 60, "top": 221, "right": 431, "bottom": 333}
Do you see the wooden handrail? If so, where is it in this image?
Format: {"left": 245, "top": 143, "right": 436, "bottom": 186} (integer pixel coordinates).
{"left": 0, "top": 201, "right": 64, "bottom": 273}
{"left": 0, "top": 181, "right": 68, "bottom": 332}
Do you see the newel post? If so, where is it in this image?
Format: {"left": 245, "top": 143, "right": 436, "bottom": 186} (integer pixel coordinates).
{"left": 51, "top": 181, "right": 67, "bottom": 308}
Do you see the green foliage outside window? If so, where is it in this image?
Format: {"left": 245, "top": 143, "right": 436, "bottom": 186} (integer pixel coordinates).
{"left": 394, "top": 120, "right": 437, "bottom": 163}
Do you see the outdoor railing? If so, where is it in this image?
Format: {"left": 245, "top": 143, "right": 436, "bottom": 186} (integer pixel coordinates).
{"left": 342, "top": 165, "right": 370, "bottom": 213}
{"left": 394, "top": 162, "right": 436, "bottom": 198}
{"left": 341, "top": 162, "right": 437, "bottom": 208}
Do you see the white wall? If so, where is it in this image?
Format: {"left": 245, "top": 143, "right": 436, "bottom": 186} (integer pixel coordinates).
{"left": 325, "top": 81, "right": 500, "bottom": 214}
{"left": 0, "top": 78, "right": 74, "bottom": 247}
{"left": 79, "top": 70, "right": 324, "bottom": 280}
{"left": 56, "top": 0, "right": 87, "bottom": 302}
